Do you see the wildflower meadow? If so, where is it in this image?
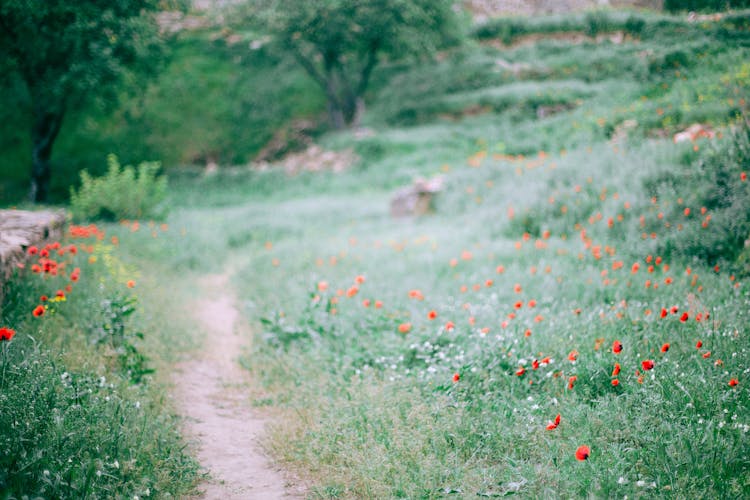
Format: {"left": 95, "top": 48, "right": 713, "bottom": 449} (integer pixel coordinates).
{"left": 1, "top": 3, "right": 749, "bottom": 498}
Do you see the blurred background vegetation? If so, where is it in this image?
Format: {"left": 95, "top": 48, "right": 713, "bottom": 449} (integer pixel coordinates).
{"left": 0, "top": 0, "right": 748, "bottom": 203}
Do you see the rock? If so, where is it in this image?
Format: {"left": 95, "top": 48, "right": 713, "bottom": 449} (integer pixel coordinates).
{"left": 390, "top": 177, "right": 444, "bottom": 217}
{"left": 0, "top": 209, "right": 66, "bottom": 290}
{"left": 673, "top": 123, "right": 715, "bottom": 144}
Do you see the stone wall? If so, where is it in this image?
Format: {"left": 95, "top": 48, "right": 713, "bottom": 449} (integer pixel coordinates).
{"left": 0, "top": 210, "right": 67, "bottom": 288}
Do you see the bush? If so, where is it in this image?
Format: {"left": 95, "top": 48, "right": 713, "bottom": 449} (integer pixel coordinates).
{"left": 664, "top": 0, "right": 750, "bottom": 12}
{"left": 643, "top": 120, "right": 750, "bottom": 266}
{"left": 70, "top": 154, "right": 168, "bottom": 221}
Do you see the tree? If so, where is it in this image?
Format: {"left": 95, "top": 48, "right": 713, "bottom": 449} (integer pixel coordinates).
{"left": 265, "top": 0, "right": 462, "bottom": 129}
{"left": 0, "top": 1, "right": 165, "bottom": 202}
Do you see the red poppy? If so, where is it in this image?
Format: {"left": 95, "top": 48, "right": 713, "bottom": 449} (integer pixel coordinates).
{"left": 515, "top": 366, "right": 526, "bottom": 376}
{"left": 741, "top": 172, "right": 747, "bottom": 181}
{"left": 568, "top": 350, "right": 578, "bottom": 362}
{"left": 346, "top": 286, "right": 359, "bottom": 297}
{"left": 362, "top": 299, "right": 371, "bottom": 307}
{"left": 612, "top": 340, "right": 623, "bottom": 354}
{"left": 702, "top": 351, "right": 711, "bottom": 359}
{"left": 127, "top": 280, "right": 136, "bottom": 289}
{"left": 527, "top": 299, "right": 537, "bottom": 308}
{"left": 661, "top": 343, "right": 670, "bottom": 353}
{"left": 27, "top": 246, "right": 38, "bottom": 255}
{"left": 374, "top": 300, "right": 383, "bottom": 309}
{"left": 546, "top": 413, "right": 561, "bottom": 430}
{"left": 354, "top": 275, "right": 366, "bottom": 284}
{"left": 32, "top": 305, "right": 45, "bottom": 317}
{"left": 696, "top": 340, "right": 703, "bottom": 349}
{"left": 568, "top": 375, "right": 577, "bottom": 389}
{"left": 575, "top": 445, "right": 591, "bottom": 461}
{"left": 31, "top": 264, "right": 42, "bottom": 274}
{"left": 729, "top": 378, "right": 739, "bottom": 387}
{"left": 670, "top": 306, "right": 679, "bottom": 314}
{"left": 612, "top": 363, "right": 621, "bottom": 376}
{"left": 680, "top": 312, "right": 689, "bottom": 322}
{"left": 398, "top": 323, "right": 411, "bottom": 334}
{"left": 427, "top": 310, "right": 437, "bottom": 320}
{"left": 452, "top": 373, "right": 460, "bottom": 383}
{"left": 611, "top": 379, "right": 619, "bottom": 386}
{"left": 445, "top": 321, "right": 455, "bottom": 331}
{"left": 0, "top": 327, "right": 15, "bottom": 341}
{"left": 55, "top": 290, "right": 65, "bottom": 298}
{"left": 532, "top": 359, "right": 539, "bottom": 370}
{"left": 641, "top": 359, "right": 655, "bottom": 371}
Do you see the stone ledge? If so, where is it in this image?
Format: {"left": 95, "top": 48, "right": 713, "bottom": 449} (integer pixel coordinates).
{"left": 0, "top": 209, "right": 67, "bottom": 285}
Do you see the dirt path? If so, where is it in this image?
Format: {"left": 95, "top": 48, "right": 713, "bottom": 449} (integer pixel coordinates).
{"left": 173, "top": 273, "right": 303, "bottom": 499}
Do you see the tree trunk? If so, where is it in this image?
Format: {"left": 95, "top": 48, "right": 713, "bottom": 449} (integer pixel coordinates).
{"left": 325, "top": 74, "right": 346, "bottom": 130}
{"left": 29, "top": 108, "right": 63, "bottom": 203}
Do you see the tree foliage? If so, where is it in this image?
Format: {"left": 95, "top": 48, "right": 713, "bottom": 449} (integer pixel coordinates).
{"left": 262, "top": 0, "right": 463, "bottom": 129}
{"left": 0, "top": 0, "right": 165, "bottom": 202}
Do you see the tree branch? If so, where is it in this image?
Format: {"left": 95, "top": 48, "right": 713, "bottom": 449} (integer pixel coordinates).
{"left": 289, "top": 44, "right": 328, "bottom": 92}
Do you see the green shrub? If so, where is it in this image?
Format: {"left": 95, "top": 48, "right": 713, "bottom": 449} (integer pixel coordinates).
{"left": 643, "top": 120, "right": 750, "bottom": 266}
{"left": 70, "top": 154, "right": 168, "bottom": 221}
{"left": 664, "top": 0, "right": 750, "bottom": 12}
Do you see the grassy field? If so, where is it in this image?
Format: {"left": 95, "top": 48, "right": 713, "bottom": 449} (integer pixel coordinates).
{"left": 2, "top": 6, "right": 750, "bottom": 499}
{"left": 104, "top": 10, "right": 750, "bottom": 497}
{"left": 0, "top": 225, "right": 200, "bottom": 497}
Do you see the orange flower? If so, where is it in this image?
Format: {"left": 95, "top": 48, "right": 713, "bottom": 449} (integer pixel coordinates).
{"left": 32, "top": 305, "right": 45, "bottom": 317}
{"left": 374, "top": 300, "right": 383, "bottom": 309}
{"left": 575, "top": 445, "right": 591, "bottom": 461}
{"left": 362, "top": 299, "right": 371, "bottom": 307}
{"left": 354, "top": 275, "right": 366, "bottom": 284}
{"left": 346, "top": 286, "right": 359, "bottom": 297}
{"left": 496, "top": 265, "right": 505, "bottom": 274}
{"left": 317, "top": 281, "right": 329, "bottom": 292}
{"left": 127, "top": 280, "right": 136, "bottom": 289}
{"left": 398, "top": 322, "right": 412, "bottom": 334}
{"left": 0, "top": 327, "right": 15, "bottom": 341}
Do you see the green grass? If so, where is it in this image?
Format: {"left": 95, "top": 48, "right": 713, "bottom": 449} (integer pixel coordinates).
{"left": 114, "top": 13, "right": 748, "bottom": 497}
{"left": 3, "top": 6, "right": 750, "bottom": 498}
{"left": 0, "top": 229, "right": 200, "bottom": 497}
